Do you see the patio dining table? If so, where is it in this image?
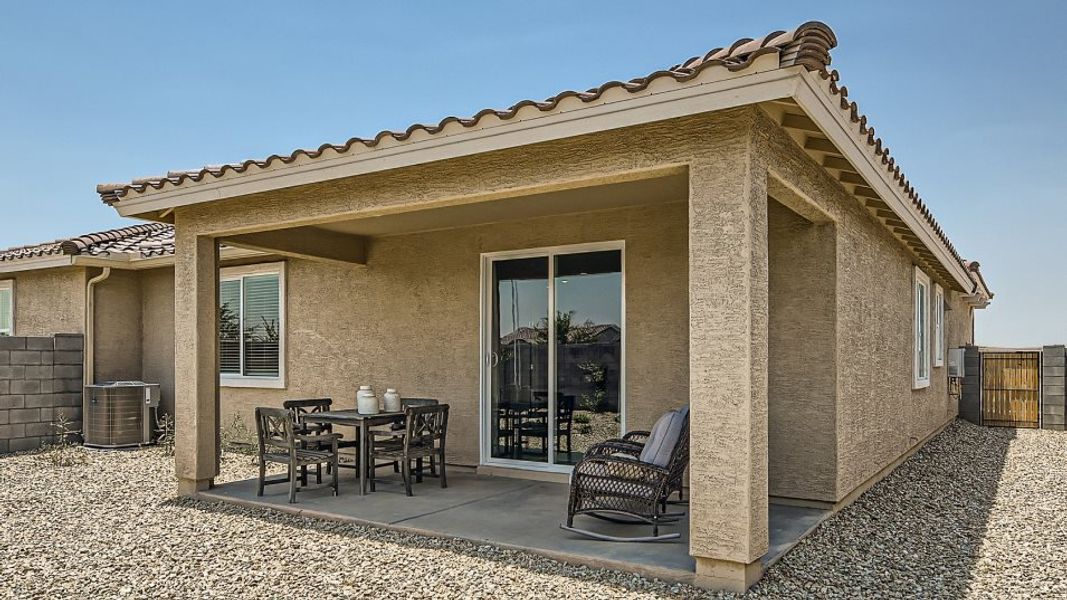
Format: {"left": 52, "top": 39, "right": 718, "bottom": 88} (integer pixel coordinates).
{"left": 302, "top": 409, "right": 405, "bottom": 496}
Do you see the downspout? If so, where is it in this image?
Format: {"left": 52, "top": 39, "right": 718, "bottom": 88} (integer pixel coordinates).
{"left": 84, "top": 267, "right": 111, "bottom": 386}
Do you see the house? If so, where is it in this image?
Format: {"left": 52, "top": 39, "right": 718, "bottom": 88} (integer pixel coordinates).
{"left": 6, "top": 21, "right": 994, "bottom": 590}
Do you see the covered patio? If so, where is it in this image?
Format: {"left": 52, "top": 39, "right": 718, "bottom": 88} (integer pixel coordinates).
{"left": 201, "top": 468, "right": 828, "bottom": 586}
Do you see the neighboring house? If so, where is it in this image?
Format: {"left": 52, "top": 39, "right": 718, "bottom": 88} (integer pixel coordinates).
{"left": 7, "top": 21, "right": 994, "bottom": 591}
{"left": 0, "top": 224, "right": 269, "bottom": 417}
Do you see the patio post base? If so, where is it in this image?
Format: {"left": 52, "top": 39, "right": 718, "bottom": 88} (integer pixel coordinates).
{"left": 177, "top": 477, "right": 213, "bottom": 496}
{"left": 693, "top": 556, "right": 763, "bottom": 593}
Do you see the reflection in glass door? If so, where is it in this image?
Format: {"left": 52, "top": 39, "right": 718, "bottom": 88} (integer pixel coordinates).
{"left": 554, "top": 250, "right": 622, "bottom": 465}
{"left": 489, "top": 257, "right": 549, "bottom": 463}
{"left": 485, "top": 245, "right": 623, "bottom": 469}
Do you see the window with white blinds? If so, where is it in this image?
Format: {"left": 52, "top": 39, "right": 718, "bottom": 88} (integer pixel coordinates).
{"left": 219, "top": 263, "right": 285, "bottom": 387}
{"left": 0, "top": 280, "right": 13, "bottom": 336}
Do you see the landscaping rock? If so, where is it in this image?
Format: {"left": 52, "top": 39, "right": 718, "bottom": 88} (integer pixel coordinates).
{"left": 0, "top": 420, "right": 1064, "bottom": 598}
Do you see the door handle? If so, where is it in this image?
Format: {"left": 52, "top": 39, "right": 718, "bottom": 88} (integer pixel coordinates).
{"left": 489, "top": 352, "right": 500, "bottom": 367}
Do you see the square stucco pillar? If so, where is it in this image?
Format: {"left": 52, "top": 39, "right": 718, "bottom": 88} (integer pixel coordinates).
{"left": 174, "top": 233, "right": 220, "bottom": 495}
{"left": 688, "top": 155, "right": 769, "bottom": 591}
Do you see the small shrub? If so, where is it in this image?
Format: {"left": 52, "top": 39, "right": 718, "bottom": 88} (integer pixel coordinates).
{"left": 573, "top": 413, "right": 592, "bottom": 425}
{"left": 38, "top": 414, "right": 88, "bottom": 467}
{"left": 155, "top": 412, "right": 176, "bottom": 456}
{"left": 222, "top": 413, "right": 258, "bottom": 460}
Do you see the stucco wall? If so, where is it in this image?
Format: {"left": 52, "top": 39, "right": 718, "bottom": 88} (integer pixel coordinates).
{"left": 93, "top": 269, "right": 143, "bottom": 384}
{"left": 140, "top": 267, "right": 176, "bottom": 415}
{"left": 2, "top": 268, "right": 85, "bottom": 337}
{"left": 755, "top": 109, "right": 973, "bottom": 501}
{"left": 217, "top": 202, "right": 690, "bottom": 466}
{"left": 767, "top": 199, "right": 837, "bottom": 501}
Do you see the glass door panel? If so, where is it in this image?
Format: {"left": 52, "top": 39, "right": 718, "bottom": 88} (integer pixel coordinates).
{"left": 553, "top": 250, "right": 622, "bottom": 465}
{"left": 490, "top": 257, "right": 549, "bottom": 462}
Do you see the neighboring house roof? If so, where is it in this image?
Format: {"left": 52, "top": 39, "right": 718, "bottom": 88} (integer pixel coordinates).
{"left": 0, "top": 223, "right": 174, "bottom": 263}
{"left": 92, "top": 21, "right": 990, "bottom": 303}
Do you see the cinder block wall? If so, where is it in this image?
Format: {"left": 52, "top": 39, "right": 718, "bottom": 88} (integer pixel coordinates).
{"left": 0, "top": 334, "right": 84, "bottom": 453}
{"left": 960, "top": 345, "right": 982, "bottom": 425}
{"left": 1043, "top": 346, "right": 1066, "bottom": 431}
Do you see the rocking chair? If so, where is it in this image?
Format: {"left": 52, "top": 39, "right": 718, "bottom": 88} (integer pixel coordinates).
{"left": 584, "top": 405, "right": 689, "bottom": 503}
{"left": 561, "top": 407, "right": 689, "bottom": 542}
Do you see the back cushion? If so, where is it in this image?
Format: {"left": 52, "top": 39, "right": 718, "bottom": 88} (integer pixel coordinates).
{"left": 639, "top": 410, "right": 684, "bottom": 467}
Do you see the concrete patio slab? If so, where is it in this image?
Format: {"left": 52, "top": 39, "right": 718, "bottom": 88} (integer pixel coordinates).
{"left": 201, "top": 468, "right": 828, "bottom": 585}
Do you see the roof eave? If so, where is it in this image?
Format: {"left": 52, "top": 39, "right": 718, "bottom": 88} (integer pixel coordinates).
{"left": 108, "top": 58, "right": 802, "bottom": 219}
{"left": 791, "top": 70, "right": 974, "bottom": 293}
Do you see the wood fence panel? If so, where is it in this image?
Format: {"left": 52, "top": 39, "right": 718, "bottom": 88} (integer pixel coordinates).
{"left": 981, "top": 351, "right": 1041, "bottom": 428}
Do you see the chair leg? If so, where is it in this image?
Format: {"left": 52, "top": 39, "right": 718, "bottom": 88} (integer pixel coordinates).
{"left": 257, "top": 459, "right": 265, "bottom": 497}
{"left": 316, "top": 462, "right": 322, "bottom": 485}
{"left": 332, "top": 456, "right": 339, "bottom": 496}
{"left": 402, "top": 457, "right": 413, "bottom": 497}
{"left": 429, "top": 455, "right": 437, "bottom": 477}
{"left": 415, "top": 458, "right": 424, "bottom": 483}
{"left": 300, "top": 464, "right": 308, "bottom": 488}
{"left": 369, "top": 455, "right": 376, "bottom": 492}
{"left": 439, "top": 451, "right": 447, "bottom": 489}
{"left": 288, "top": 464, "right": 297, "bottom": 503}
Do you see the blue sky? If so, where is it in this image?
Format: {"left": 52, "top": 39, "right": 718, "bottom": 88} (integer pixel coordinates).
{"left": 0, "top": 2, "right": 1063, "bottom": 346}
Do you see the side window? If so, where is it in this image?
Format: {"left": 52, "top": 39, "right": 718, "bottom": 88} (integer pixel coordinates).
{"left": 218, "top": 263, "right": 285, "bottom": 388}
{"left": 0, "top": 280, "right": 12, "bottom": 336}
{"left": 933, "top": 284, "right": 945, "bottom": 368}
{"left": 914, "top": 267, "right": 930, "bottom": 389}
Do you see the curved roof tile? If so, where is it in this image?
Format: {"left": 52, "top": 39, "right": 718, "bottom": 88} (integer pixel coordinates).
{"left": 0, "top": 223, "right": 174, "bottom": 263}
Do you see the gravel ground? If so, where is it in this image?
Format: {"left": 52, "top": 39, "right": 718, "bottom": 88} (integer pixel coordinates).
{"left": 1, "top": 419, "right": 1064, "bottom": 599}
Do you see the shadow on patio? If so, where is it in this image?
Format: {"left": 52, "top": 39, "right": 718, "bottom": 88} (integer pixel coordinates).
{"left": 193, "top": 467, "right": 826, "bottom": 588}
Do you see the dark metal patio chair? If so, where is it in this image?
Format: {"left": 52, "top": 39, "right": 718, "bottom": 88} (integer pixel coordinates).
{"left": 368, "top": 404, "right": 449, "bottom": 496}
{"left": 283, "top": 398, "right": 358, "bottom": 480}
{"left": 376, "top": 397, "right": 441, "bottom": 477}
{"left": 255, "top": 407, "right": 340, "bottom": 503}
{"left": 561, "top": 407, "right": 689, "bottom": 541}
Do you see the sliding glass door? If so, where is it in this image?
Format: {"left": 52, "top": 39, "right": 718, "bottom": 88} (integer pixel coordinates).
{"left": 483, "top": 243, "right": 623, "bottom": 470}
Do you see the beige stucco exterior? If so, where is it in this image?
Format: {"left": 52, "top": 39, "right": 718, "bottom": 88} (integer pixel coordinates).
{"left": 4, "top": 106, "right": 981, "bottom": 589}
{"left": 2, "top": 268, "right": 85, "bottom": 336}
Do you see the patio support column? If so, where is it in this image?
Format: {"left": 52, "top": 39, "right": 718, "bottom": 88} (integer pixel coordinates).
{"left": 174, "top": 231, "right": 220, "bottom": 495}
{"left": 687, "top": 148, "right": 769, "bottom": 592}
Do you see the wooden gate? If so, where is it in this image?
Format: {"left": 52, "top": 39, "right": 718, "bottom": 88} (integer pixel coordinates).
{"left": 981, "top": 351, "right": 1041, "bottom": 428}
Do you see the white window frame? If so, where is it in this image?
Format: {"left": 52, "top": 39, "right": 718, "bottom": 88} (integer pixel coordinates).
{"left": 933, "top": 284, "right": 945, "bottom": 368}
{"left": 219, "top": 262, "right": 286, "bottom": 389}
{"left": 0, "top": 279, "right": 13, "bottom": 336}
{"left": 913, "top": 267, "right": 931, "bottom": 389}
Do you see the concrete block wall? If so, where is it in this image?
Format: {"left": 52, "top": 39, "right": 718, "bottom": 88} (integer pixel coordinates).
{"left": 960, "top": 345, "right": 982, "bottom": 425}
{"left": 0, "top": 334, "right": 84, "bottom": 453}
{"left": 1042, "top": 345, "right": 1066, "bottom": 431}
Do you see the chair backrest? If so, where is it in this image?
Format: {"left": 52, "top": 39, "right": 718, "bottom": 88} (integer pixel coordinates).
{"left": 404, "top": 404, "right": 449, "bottom": 447}
{"left": 255, "top": 407, "right": 296, "bottom": 454}
{"left": 638, "top": 408, "right": 689, "bottom": 468}
{"left": 401, "top": 397, "right": 439, "bottom": 408}
{"left": 556, "top": 394, "right": 575, "bottom": 429}
{"left": 282, "top": 398, "right": 332, "bottom": 418}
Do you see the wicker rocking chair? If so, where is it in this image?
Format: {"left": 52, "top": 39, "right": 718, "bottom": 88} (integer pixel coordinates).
{"left": 583, "top": 406, "right": 689, "bottom": 504}
{"left": 561, "top": 408, "right": 689, "bottom": 542}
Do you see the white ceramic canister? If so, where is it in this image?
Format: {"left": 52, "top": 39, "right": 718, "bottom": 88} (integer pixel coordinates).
{"left": 357, "top": 385, "right": 379, "bottom": 415}
{"left": 383, "top": 388, "right": 402, "bottom": 413}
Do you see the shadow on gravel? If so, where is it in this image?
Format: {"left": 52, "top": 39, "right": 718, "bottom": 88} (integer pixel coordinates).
{"left": 749, "top": 420, "right": 1015, "bottom": 599}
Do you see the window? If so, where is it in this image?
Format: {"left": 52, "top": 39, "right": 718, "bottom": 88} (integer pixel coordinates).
{"left": 914, "top": 267, "right": 930, "bottom": 389}
{"left": 0, "top": 280, "right": 12, "bottom": 336}
{"left": 933, "top": 284, "right": 945, "bottom": 368}
{"left": 219, "top": 263, "right": 285, "bottom": 388}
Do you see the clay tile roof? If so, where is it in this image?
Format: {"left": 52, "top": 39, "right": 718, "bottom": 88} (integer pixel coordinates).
{"left": 95, "top": 21, "right": 837, "bottom": 205}
{"left": 0, "top": 223, "right": 175, "bottom": 263}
